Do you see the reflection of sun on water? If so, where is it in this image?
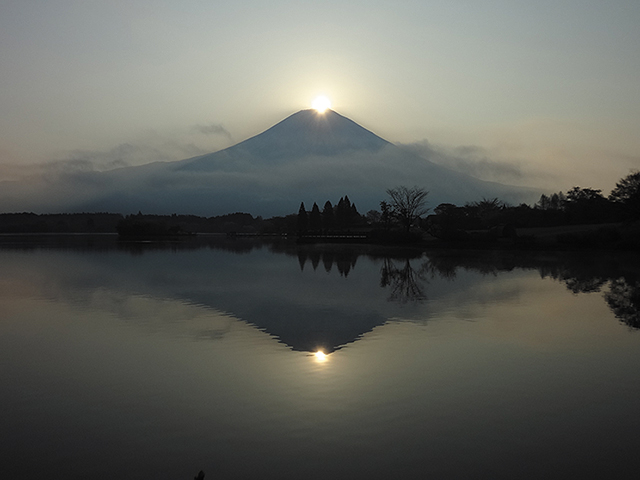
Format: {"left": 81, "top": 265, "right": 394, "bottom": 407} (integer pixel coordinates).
{"left": 312, "top": 96, "right": 331, "bottom": 113}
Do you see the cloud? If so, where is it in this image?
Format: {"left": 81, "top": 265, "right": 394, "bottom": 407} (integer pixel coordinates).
{"left": 447, "top": 145, "right": 524, "bottom": 179}
{"left": 0, "top": 141, "right": 213, "bottom": 182}
{"left": 0, "top": 142, "right": 542, "bottom": 216}
{"left": 63, "top": 142, "right": 185, "bottom": 171}
{"left": 399, "top": 140, "right": 534, "bottom": 185}
{"left": 190, "top": 123, "right": 233, "bottom": 142}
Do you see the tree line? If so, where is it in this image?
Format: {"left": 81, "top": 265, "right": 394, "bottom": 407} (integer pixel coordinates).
{"left": 426, "top": 171, "right": 640, "bottom": 240}
{"left": 296, "top": 196, "right": 367, "bottom": 234}
{"left": 1, "top": 171, "right": 637, "bottom": 239}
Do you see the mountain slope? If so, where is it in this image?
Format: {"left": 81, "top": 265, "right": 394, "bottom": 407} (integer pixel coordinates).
{"left": 177, "top": 109, "right": 390, "bottom": 171}
{"left": 0, "top": 109, "right": 541, "bottom": 216}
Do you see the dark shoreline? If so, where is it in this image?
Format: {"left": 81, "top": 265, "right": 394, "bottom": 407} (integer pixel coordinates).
{"left": 1, "top": 225, "right": 638, "bottom": 253}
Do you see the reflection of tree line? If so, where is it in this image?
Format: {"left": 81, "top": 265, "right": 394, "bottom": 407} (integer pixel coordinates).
{"left": 536, "top": 257, "right": 640, "bottom": 329}
{"left": 296, "top": 248, "right": 640, "bottom": 329}
{"left": 296, "top": 249, "right": 359, "bottom": 277}
{"left": 295, "top": 247, "right": 431, "bottom": 302}
{"left": 90, "top": 237, "right": 640, "bottom": 329}
{"left": 380, "top": 258, "right": 428, "bottom": 303}
{"left": 442, "top": 253, "right": 640, "bottom": 330}
{"left": 444, "top": 252, "right": 640, "bottom": 329}
{"left": 606, "top": 279, "right": 640, "bottom": 329}
{"left": 0, "top": 233, "right": 271, "bottom": 255}
{"left": 6, "top": 234, "right": 638, "bottom": 329}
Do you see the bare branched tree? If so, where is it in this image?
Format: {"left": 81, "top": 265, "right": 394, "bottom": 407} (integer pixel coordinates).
{"left": 385, "top": 186, "right": 430, "bottom": 232}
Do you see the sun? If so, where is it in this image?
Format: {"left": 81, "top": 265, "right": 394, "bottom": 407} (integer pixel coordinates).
{"left": 314, "top": 350, "right": 327, "bottom": 362}
{"left": 312, "top": 96, "right": 332, "bottom": 113}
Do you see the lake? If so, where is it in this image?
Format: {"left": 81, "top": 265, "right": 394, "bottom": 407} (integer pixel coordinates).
{"left": 1, "top": 235, "right": 640, "bottom": 479}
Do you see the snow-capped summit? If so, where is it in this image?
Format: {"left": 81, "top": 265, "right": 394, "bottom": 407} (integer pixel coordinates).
{"left": 177, "top": 109, "right": 390, "bottom": 171}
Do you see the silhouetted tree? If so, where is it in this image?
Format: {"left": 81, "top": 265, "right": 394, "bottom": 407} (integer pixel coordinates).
{"left": 297, "top": 202, "right": 308, "bottom": 233}
{"left": 351, "top": 202, "right": 361, "bottom": 224}
{"left": 321, "top": 201, "right": 335, "bottom": 232}
{"left": 536, "top": 192, "right": 566, "bottom": 211}
{"left": 366, "top": 209, "right": 382, "bottom": 225}
{"left": 427, "top": 203, "right": 469, "bottom": 239}
{"left": 308, "top": 202, "right": 322, "bottom": 232}
{"left": 566, "top": 186, "right": 605, "bottom": 203}
{"left": 335, "top": 196, "right": 353, "bottom": 230}
{"left": 537, "top": 194, "right": 551, "bottom": 210}
{"left": 385, "top": 186, "right": 430, "bottom": 232}
{"left": 564, "top": 186, "right": 611, "bottom": 224}
{"left": 380, "top": 201, "right": 393, "bottom": 230}
{"left": 534, "top": 192, "right": 567, "bottom": 226}
{"left": 609, "top": 171, "right": 640, "bottom": 220}
{"left": 465, "top": 197, "right": 506, "bottom": 229}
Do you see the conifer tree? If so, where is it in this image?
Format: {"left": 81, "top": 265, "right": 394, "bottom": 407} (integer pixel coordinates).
{"left": 322, "top": 201, "right": 334, "bottom": 232}
{"left": 309, "top": 202, "right": 322, "bottom": 232}
{"left": 297, "top": 202, "right": 308, "bottom": 233}
{"left": 350, "top": 203, "right": 360, "bottom": 225}
{"left": 336, "top": 196, "right": 352, "bottom": 230}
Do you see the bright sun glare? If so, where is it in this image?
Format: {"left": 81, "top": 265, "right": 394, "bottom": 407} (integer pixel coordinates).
{"left": 315, "top": 350, "right": 327, "bottom": 362}
{"left": 312, "top": 96, "right": 331, "bottom": 113}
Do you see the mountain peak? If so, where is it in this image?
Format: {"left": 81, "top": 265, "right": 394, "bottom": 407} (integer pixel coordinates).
{"left": 180, "top": 109, "right": 391, "bottom": 170}
{"left": 252, "top": 108, "right": 390, "bottom": 153}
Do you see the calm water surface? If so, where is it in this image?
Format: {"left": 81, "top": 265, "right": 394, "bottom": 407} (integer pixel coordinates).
{"left": 1, "top": 236, "right": 639, "bottom": 479}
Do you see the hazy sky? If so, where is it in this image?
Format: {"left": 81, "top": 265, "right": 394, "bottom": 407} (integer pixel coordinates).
{"left": 1, "top": 0, "right": 639, "bottom": 193}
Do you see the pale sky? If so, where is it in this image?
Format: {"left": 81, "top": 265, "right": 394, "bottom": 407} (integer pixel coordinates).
{"left": 1, "top": 0, "right": 639, "bottom": 194}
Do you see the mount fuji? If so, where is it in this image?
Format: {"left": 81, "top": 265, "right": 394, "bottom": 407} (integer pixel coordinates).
{"left": 180, "top": 109, "right": 391, "bottom": 168}
{"left": 1, "top": 109, "right": 539, "bottom": 216}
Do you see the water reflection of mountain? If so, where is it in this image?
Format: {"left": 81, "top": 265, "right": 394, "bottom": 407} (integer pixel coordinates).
{"left": 3, "top": 236, "right": 639, "bottom": 350}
